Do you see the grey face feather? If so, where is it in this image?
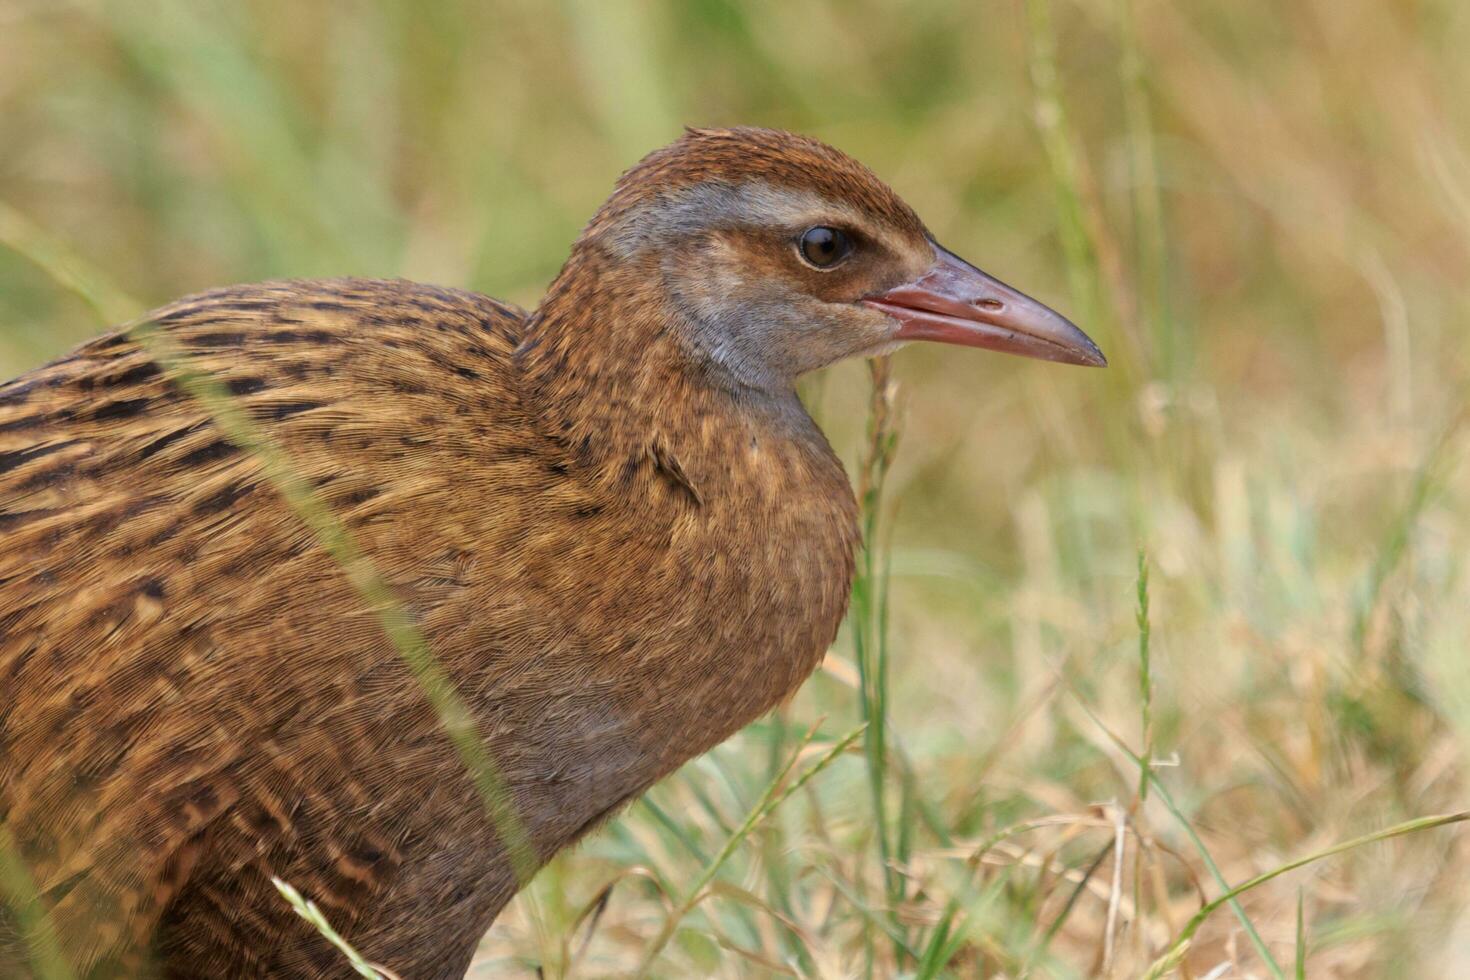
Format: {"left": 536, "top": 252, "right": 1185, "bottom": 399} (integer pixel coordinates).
{"left": 593, "top": 180, "right": 904, "bottom": 395}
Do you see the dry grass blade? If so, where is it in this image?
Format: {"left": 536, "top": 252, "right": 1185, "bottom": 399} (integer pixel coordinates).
{"left": 957, "top": 814, "right": 1114, "bottom": 868}
{"left": 1141, "top": 811, "right": 1470, "bottom": 979}
{"left": 703, "top": 880, "right": 825, "bottom": 968}
{"left": 1102, "top": 802, "right": 1127, "bottom": 971}
{"left": 6, "top": 4, "right": 1470, "bottom": 974}
{"left": 632, "top": 723, "right": 865, "bottom": 977}
{"left": 1072, "top": 692, "right": 1284, "bottom": 978}
{"left": 1021, "top": 839, "right": 1114, "bottom": 977}
{"left": 563, "top": 866, "right": 671, "bottom": 968}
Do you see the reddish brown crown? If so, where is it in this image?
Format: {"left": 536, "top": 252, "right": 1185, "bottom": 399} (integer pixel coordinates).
{"left": 587, "top": 126, "right": 929, "bottom": 239}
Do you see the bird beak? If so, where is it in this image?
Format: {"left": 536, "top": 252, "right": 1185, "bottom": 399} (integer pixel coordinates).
{"left": 861, "top": 243, "right": 1106, "bottom": 367}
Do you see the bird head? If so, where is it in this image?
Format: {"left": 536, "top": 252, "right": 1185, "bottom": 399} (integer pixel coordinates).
{"left": 575, "top": 126, "right": 1105, "bottom": 393}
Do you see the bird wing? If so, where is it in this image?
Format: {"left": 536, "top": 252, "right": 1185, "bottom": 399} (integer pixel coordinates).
{"left": 0, "top": 278, "right": 542, "bottom": 971}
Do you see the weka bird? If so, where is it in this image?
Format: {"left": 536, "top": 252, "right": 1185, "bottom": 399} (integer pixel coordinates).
{"left": 0, "top": 127, "right": 1103, "bottom": 978}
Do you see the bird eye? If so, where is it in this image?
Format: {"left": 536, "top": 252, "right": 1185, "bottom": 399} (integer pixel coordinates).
{"left": 797, "top": 226, "right": 852, "bottom": 269}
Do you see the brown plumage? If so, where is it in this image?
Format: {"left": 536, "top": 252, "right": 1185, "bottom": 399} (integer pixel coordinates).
{"left": 0, "top": 127, "right": 1102, "bottom": 978}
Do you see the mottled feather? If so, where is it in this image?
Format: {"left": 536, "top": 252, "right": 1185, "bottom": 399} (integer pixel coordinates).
{"left": 0, "top": 128, "right": 896, "bottom": 978}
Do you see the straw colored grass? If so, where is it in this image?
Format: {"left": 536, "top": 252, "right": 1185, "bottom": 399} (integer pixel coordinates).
{"left": 4, "top": 1, "right": 1470, "bottom": 976}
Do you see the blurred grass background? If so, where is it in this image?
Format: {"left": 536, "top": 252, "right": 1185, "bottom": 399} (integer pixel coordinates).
{"left": 4, "top": 0, "right": 1470, "bottom": 976}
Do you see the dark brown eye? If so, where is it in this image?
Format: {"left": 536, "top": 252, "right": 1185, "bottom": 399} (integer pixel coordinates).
{"left": 798, "top": 226, "right": 852, "bottom": 269}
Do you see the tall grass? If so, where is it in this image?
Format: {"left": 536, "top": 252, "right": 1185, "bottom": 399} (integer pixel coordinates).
{"left": 4, "top": 0, "right": 1470, "bottom": 976}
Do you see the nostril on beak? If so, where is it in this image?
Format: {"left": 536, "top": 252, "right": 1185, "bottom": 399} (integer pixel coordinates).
{"left": 862, "top": 242, "right": 1106, "bottom": 365}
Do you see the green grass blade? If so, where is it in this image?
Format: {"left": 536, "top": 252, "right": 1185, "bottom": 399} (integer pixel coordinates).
{"left": 632, "top": 723, "right": 865, "bottom": 977}
{"left": 0, "top": 828, "right": 73, "bottom": 980}
{"left": 0, "top": 206, "right": 541, "bottom": 955}
{"left": 1136, "top": 549, "right": 1154, "bottom": 802}
{"left": 853, "top": 356, "right": 905, "bottom": 958}
{"left": 639, "top": 797, "right": 710, "bottom": 865}
{"left": 1142, "top": 811, "right": 1469, "bottom": 979}
{"left": 1073, "top": 693, "right": 1285, "bottom": 978}
{"left": 0, "top": 201, "right": 140, "bottom": 324}
{"left": 132, "top": 320, "right": 538, "bottom": 886}
{"left": 271, "top": 877, "right": 387, "bottom": 979}
{"left": 1022, "top": 841, "right": 1113, "bottom": 977}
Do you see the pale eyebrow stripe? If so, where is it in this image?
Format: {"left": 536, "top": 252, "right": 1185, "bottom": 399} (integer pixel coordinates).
{"left": 597, "top": 180, "right": 870, "bottom": 258}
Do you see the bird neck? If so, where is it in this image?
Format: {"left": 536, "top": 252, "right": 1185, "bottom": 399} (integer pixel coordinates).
{"left": 518, "top": 246, "right": 816, "bottom": 478}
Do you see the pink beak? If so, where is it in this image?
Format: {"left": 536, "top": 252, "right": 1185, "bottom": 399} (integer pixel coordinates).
{"left": 862, "top": 243, "right": 1106, "bottom": 367}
